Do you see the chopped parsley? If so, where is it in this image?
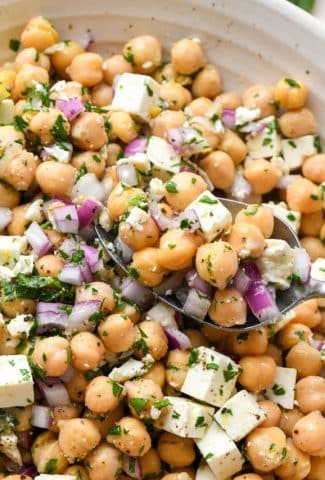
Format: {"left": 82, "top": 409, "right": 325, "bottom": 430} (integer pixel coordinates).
{"left": 287, "top": 212, "right": 296, "bottom": 221}
{"left": 206, "top": 363, "right": 219, "bottom": 371}
{"left": 50, "top": 114, "right": 69, "bottom": 141}
{"left": 262, "top": 137, "right": 272, "bottom": 146}
{"left": 144, "top": 82, "right": 153, "bottom": 97}
{"left": 172, "top": 410, "right": 180, "bottom": 419}
{"left": 187, "top": 348, "right": 199, "bottom": 367}
{"left": 9, "top": 38, "right": 20, "bottom": 52}
{"left": 76, "top": 162, "right": 88, "bottom": 181}
{"left": 130, "top": 397, "right": 149, "bottom": 415}
{"left": 271, "top": 383, "right": 286, "bottom": 396}
{"left": 154, "top": 398, "right": 171, "bottom": 410}
{"left": 92, "top": 154, "right": 101, "bottom": 163}
{"left": 71, "top": 248, "right": 85, "bottom": 265}
{"left": 204, "top": 452, "right": 213, "bottom": 462}
{"left": 123, "top": 46, "right": 135, "bottom": 65}
{"left": 244, "top": 205, "right": 259, "bottom": 216}
{"left": 111, "top": 380, "right": 123, "bottom": 398}
{"left": 221, "top": 407, "right": 233, "bottom": 416}
{"left": 44, "top": 458, "right": 57, "bottom": 474}
{"left": 281, "top": 447, "right": 287, "bottom": 460}
{"left": 295, "top": 330, "right": 305, "bottom": 341}
{"left": 30, "top": 362, "right": 46, "bottom": 380}
{"left": 107, "top": 424, "right": 122, "bottom": 436}
{"left": 310, "top": 193, "right": 319, "bottom": 200}
{"left": 237, "top": 332, "right": 249, "bottom": 342}
{"left": 285, "top": 78, "right": 301, "bottom": 88}
{"left": 314, "top": 135, "right": 322, "bottom": 153}
{"left": 13, "top": 115, "right": 28, "bottom": 132}
{"left": 165, "top": 181, "right": 178, "bottom": 193}
{"left": 288, "top": 140, "right": 297, "bottom": 148}
{"left": 127, "top": 266, "right": 140, "bottom": 279}
{"left": 223, "top": 363, "right": 238, "bottom": 382}
{"left": 180, "top": 218, "right": 194, "bottom": 229}
{"left": 195, "top": 416, "right": 208, "bottom": 428}
{"left": 199, "top": 195, "right": 219, "bottom": 205}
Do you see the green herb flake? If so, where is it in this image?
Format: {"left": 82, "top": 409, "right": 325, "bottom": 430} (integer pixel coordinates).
{"left": 123, "top": 46, "right": 135, "bottom": 65}
{"left": 195, "top": 416, "right": 208, "bottom": 428}
{"left": 288, "top": 140, "right": 297, "bottom": 148}
{"left": 9, "top": 38, "right": 20, "bottom": 52}
{"left": 172, "top": 410, "right": 180, "bottom": 419}
{"left": 221, "top": 407, "right": 233, "bottom": 416}
{"left": 76, "top": 162, "right": 88, "bottom": 181}
{"left": 144, "top": 82, "right": 153, "bottom": 97}
{"left": 129, "top": 397, "right": 149, "bottom": 415}
{"left": 206, "top": 362, "right": 219, "bottom": 371}
{"left": 285, "top": 78, "right": 301, "bottom": 88}
{"left": 111, "top": 380, "right": 123, "bottom": 398}
{"left": 314, "top": 135, "right": 322, "bottom": 153}
{"left": 13, "top": 115, "right": 28, "bottom": 132}
{"left": 107, "top": 424, "right": 122, "bottom": 436}
{"left": 92, "top": 154, "right": 101, "bottom": 163}
{"left": 50, "top": 114, "right": 69, "bottom": 142}
{"left": 127, "top": 266, "right": 140, "bottom": 279}
{"left": 262, "top": 137, "right": 272, "bottom": 147}
{"left": 180, "top": 218, "right": 194, "bottom": 229}
{"left": 165, "top": 181, "right": 178, "bottom": 193}
{"left": 244, "top": 205, "right": 259, "bottom": 216}
{"left": 187, "top": 348, "right": 199, "bottom": 367}
{"left": 223, "top": 363, "right": 238, "bottom": 382}
{"left": 154, "top": 398, "right": 171, "bottom": 410}
{"left": 287, "top": 212, "right": 296, "bottom": 221}
{"left": 199, "top": 195, "right": 219, "bottom": 205}
{"left": 271, "top": 383, "right": 286, "bottom": 396}
{"left": 281, "top": 447, "right": 287, "bottom": 460}
{"left": 44, "top": 458, "right": 57, "bottom": 474}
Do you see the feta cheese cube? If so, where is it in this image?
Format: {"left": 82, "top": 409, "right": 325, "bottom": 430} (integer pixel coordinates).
{"left": 149, "top": 177, "right": 165, "bottom": 197}
{"left": 214, "top": 390, "right": 266, "bottom": 441}
{"left": 155, "top": 396, "right": 214, "bottom": 438}
{"left": 146, "top": 302, "right": 177, "bottom": 328}
{"left": 246, "top": 116, "right": 281, "bottom": 158}
{"left": 181, "top": 347, "right": 240, "bottom": 407}
{"left": 146, "top": 136, "right": 180, "bottom": 178}
{"left": 0, "top": 99, "right": 15, "bottom": 125}
{"left": 195, "top": 422, "right": 244, "bottom": 480}
{"left": 0, "top": 355, "right": 34, "bottom": 407}
{"left": 112, "top": 73, "right": 159, "bottom": 121}
{"left": 7, "top": 314, "right": 35, "bottom": 338}
{"left": 35, "top": 476, "right": 75, "bottom": 480}
{"left": 12, "top": 255, "right": 34, "bottom": 276}
{"left": 109, "top": 355, "right": 154, "bottom": 383}
{"left": 99, "top": 209, "right": 113, "bottom": 232}
{"left": 125, "top": 207, "right": 150, "bottom": 231}
{"left": 24, "top": 199, "right": 44, "bottom": 224}
{"left": 117, "top": 153, "right": 151, "bottom": 174}
{"left": 186, "top": 191, "right": 232, "bottom": 242}
{"left": 0, "top": 266, "right": 13, "bottom": 281}
{"left": 0, "top": 432, "right": 22, "bottom": 465}
{"left": 266, "top": 366, "right": 297, "bottom": 409}
{"left": 256, "top": 239, "right": 295, "bottom": 290}
{"left": 0, "top": 236, "right": 27, "bottom": 268}
{"left": 311, "top": 258, "right": 325, "bottom": 282}
{"left": 264, "top": 202, "right": 301, "bottom": 233}
{"left": 235, "top": 106, "right": 261, "bottom": 126}
{"left": 282, "top": 135, "right": 317, "bottom": 171}
{"left": 196, "top": 463, "right": 217, "bottom": 480}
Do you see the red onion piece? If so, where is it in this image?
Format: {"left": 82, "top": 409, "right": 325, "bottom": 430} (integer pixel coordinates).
{"left": 166, "top": 128, "right": 183, "bottom": 152}
{"left": 16, "top": 429, "right": 38, "bottom": 449}
{"left": 42, "top": 143, "right": 73, "bottom": 163}
{"left": 117, "top": 163, "right": 138, "bottom": 186}
{"left": 57, "top": 237, "right": 78, "bottom": 257}
{"left": 77, "top": 198, "right": 102, "bottom": 229}
{"left": 239, "top": 121, "right": 265, "bottom": 134}
{"left": 79, "top": 260, "right": 93, "bottom": 282}
{"left": 114, "top": 236, "right": 134, "bottom": 264}
{"left": 22, "top": 465, "right": 37, "bottom": 479}
{"left": 36, "top": 378, "right": 71, "bottom": 406}
{"left": 222, "top": 108, "right": 236, "bottom": 128}
{"left": 25, "top": 221, "right": 52, "bottom": 257}
{"left": 185, "top": 269, "right": 212, "bottom": 297}
{"left": 68, "top": 300, "right": 101, "bottom": 332}
{"left": 311, "top": 338, "right": 325, "bottom": 352}
{"left": 31, "top": 405, "right": 52, "bottom": 429}
{"left": 0, "top": 207, "right": 13, "bottom": 230}
{"left": 82, "top": 30, "right": 95, "bottom": 50}
{"left": 60, "top": 365, "right": 75, "bottom": 383}
{"left": 154, "top": 271, "right": 185, "bottom": 295}
{"left": 232, "top": 267, "right": 253, "bottom": 295}
{"left": 80, "top": 245, "right": 102, "bottom": 273}
{"left": 293, "top": 247, "right": 311, "bottom": 284}
{"left": 79, "top": 223, "right": 97, "bottom": 242}
{"left": 174, "top": 209, "right": 201, "bottom": 232}
{"left": 36, "top": 302, "right": 69, "bottom": 333}
{"left": 122, "top": 455, "right": 142, "bottom": 479}
{"left": 183, "top": 288, "right": 211, "bottom": 321}
{"left": 73, "top": 173, "right": 106, "bottom": 202}
{"left": 164, "top": 326, "right": 192, "bottom": 350}
{"left": 58, "top": 264, "right": 83, "bottom": 285}
{"left": 241, "top": 262, "right": 261, "bottom": 282}
{"left": 53, "top": 205, "right": 79, "bottom": 234}
{"left": 124, "top": 137, "right": 147, "bottom": 157}
{"left": 244, "top": 281, "right": 280, "bottom": 323}
{"left": 149, "top": 202, "right": 174, "bottom": 231}
{"left": 230, "top": 171, "right": 252, "bottom": 201}
{"left": 55, "top": 97, "right": 85, "bottom": 121}
{"left": 121, "top": 278, "right": 154, "bottom": 308}
{"left": 180, "top": 164, "right": 196, "bottom": 173}
{"left": 276, "top": 175, "right": 301, "bottom": 190}
{"left": 175, "top": 311, "right": 184, "bottom": 328}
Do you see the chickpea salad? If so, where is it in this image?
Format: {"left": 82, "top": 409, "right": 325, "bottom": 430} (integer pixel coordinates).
{"left": 0, "top": 14, "right": 324, "bottom": 480}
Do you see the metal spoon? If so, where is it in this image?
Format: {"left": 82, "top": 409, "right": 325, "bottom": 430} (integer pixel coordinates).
{"left": 96, "top": 197, "right": 325, "bottom": 332}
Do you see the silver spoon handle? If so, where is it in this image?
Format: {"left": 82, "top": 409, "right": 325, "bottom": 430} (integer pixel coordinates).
{"left": 303, "top": 279, "right": 325, "bottom": 300}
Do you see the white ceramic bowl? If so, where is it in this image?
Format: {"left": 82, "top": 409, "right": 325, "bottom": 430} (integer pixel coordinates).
{"left": 0, "top": 0, "right": 325, "bottom": 138}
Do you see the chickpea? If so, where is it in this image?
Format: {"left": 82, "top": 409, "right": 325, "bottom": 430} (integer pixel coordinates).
{"left": 162, "top": 475, "right": 192, "bottom": 480}
{"left": 50, "top": 40, "right": 85, "bottom": 78}
{"left": 158, "top": 229, "right": 202, "bottom": 271}
{"left": 106, "top": 143, "right": 123, "bottom": 166}
{"left": 244, "top": 159, "right": 282, "bottom": 194}
{"left": 196, "top": 241, "right": 238, "bottom": 289}
{"left": 109, "top": 111, "right": 138, "bottom": 143}
{"left": 191, "top": 64, "right": 221, "bottom": 98}
{"left": 35, "top": 254, "right": 63, "bottom": 277}
{"left": 15, "top": 47, "right": 50, "bottom": 70}
{"left": 32, "top": 431, "right": 68, "bottom": 473}
{"left": 293, "top": 299, "right": 321, "bottom": 328}
{"left": 70, "top": 332, "right": 106, "bottom": 371}
{"left": 277, "top": 322, "right": 312, "bottom": 350}
{"left": 12, "top": 405, "right": 33, "bottom": 432}
{"left": 20, "top": 16, "right": 58, "bottom": 50}
{"left": 84, "top": 404, "right": 124, "bottom": 439}
{"left": 0, "top": 126, "right": 25, "bottom": 149}
{"left": 72, "top": 151, "right": 106, "bottom": 178}
{"left": 48, "top": 404, "right": 82, "bottom": 433}
{"left": 209, "top": 288, "right": 247, "bottom": 327}
{"left": 65, "top": 370, "right": 89, "bottom": 403}
{"left": 199, "top": 151, "right": 235, "bottom": 190}
{"left": 7, "top": 204, "right": 30, "bottom": 236}
{"left": 107, "top": 184, "right": 144, "bottom": 221}
{"left": 171, "top": 38, "right": 205, "bottom": 75}
{"left": 140, "top": 448, "right": 162, "bottom": 479}
{"left": 300, "top": 236, "right": 325, "bottom": 261}
{"left": 58, "top": 418, "right": 101, "bottom": 461}
{"left": 66, "top": 52, "right": 103, "bottom": 87}
{"left": 189, "top": 119, "right": 218, "bottom": 150}
{"left": 287, "top": 178, "right": 321, "bottom": 213}
{"left": 3, "top": 477, "right": 32, "bottom": 480}
{"left": 50, "top": 80, "right": 87, "bottom": 102}
{"left": 158, "top": 432, "right": 195, "bottom": 467}
{"left": 31, "top": 336, "right": 70, "bottom": 377}
{"left": 0, "top": 147, "right": 39, "bottom": 191}
{"left": 275, "top": 437, "right": 311, "bottom": 480}
{"left": 159, "top": 82, "right": 191, "bottom": 110}
{"left": 295, "top": 376, "right": 325, "bottom": 414}
{"left": 215, "top": 91, "right": 242, "bottom": 109}
{"left": 183, "top": 329, "right": 209, "bottom": 348}
{"left": 246, "top": 426, "right": 286, "bottom": 472}
{"left": 76, "top": 282, "right": 115, "bottom": 315}
{"left": 0, "top": 182, "right": 19, "bottom": 208}
{"left": 286, "top": 342, "right": 322, "bottom": 378}
{"left": 235, "top": 204, "right": 274, "bottom": 238}
{"left": 242, "top": 84, "right": 276, "bottom": 118}
{"left": 293, "top": 411, "right": 325, "bottom": 456}
{"left": 239, "top": 355, "right": 276, "bottom": 393}
{"left": 265, "top": 343, "right": 283, "bottom": 366}
{"left": 218, "top": 130, "right": 248, "bottom": 165}
{"left": 13, "top": 63, "right": 49, "bottom": 99}
{"left": 123, "top": 35, "right": 161, "bottom": 73}
{"left": 64, "top": 465, "right": 89, "bottom": 480}
{"left": 141, "top": 361, "right": 166, "bottom": 389}
{"left": 1, "top": 297, "right": 35, "bottom": 318}
{"left": 228, "top": 328, "right": 268, "bottom": 356}
{"left": 119, "top": 215, "right": 160, "bottom": 251}
{"left": 36, "top": 161, "right": 76, "bottom": 198}
{"left": 185, "top": 97, "right": 213, "bottom": 116}
{"left": 259, "top": 400, "right": 281, "bottom": 428}
{"left": 164, "top": 172, "right": 207, "bottom": 211}
{"left": 234, "top": 475, "right": 263, "bottom": 480}
{"left": 153, "top": 62, "right": 176, "bottom": 83}
{"left": 280, "top": 408, "right": 304, "bottom": 437}
{"left": 98, "top": 314, "right": 136, "bottom": 353}
{"left": 227, "top": 223, "right": 266, "bottom": 259}
{"left": 134, "top": 320, "right": 168, "bottom": 360}
{"left": 278, "top": 108, "right": 317, "bottom": 138}
{"left": 91, "top": 83, "right": 113, "bottom": 107}
{"left": 300, "top": 211, "right": 323, "bottom": 236}
{"left": 102, "top": 54, "right": 133, "bottom": 84}
{"left": 85, "top": 376, "right": 122, "bottom": 414}
{"left": 301, "top": 154, "right": 325, "bottom": 186}
{"left": 0, "top": 69, "right": 16, "bottom": 92}
{"left": 166, "top": 349, "right": 190, "bottom": 390}
{"left": 308, "top": 456, "right": 325, "bottom": 480}
{"left": 85, "top": 443, "right": 121, "bottom": 480}
{"left": 125, "top": 378, "right": 163, "bottom": 418}
{"left": 131, "top": 248, "right": 166, "bottom": 287}
{"left": 151, "top": 110, "right": 186, "bottom": 138}
{"left": 114, "top": 301, "right": 141, "bottom": 324}
{"left": 46, "top": 229, "right": 65, "bottom": 249}
{"left": 71, "top": 112, "right": 108, "bottom": 151}
{"left": 274, "top": 77, "right": 308, "bottom": 109}
{"left": 107, "top": 416, "right": 151, "bottom": 456}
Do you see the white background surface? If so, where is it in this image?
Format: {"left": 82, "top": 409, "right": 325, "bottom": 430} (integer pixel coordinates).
{"left": 314, "top": 0, "right": 325, "bottom": 20}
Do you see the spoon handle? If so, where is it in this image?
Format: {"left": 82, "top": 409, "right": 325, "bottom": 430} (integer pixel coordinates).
{"left": 303, "top": 279, "right": 325, "bottom": 300}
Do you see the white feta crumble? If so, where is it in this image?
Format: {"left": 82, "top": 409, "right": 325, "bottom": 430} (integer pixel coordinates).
{"left": 149, "top": 177, "right": 165, "bottom": 197}
{"left": 125, "top": 207, "right": 150, "bottom": 231}
{"left": 196, "top": 462, "right": 217, "bottom": 480}
{"left": 24, "top": 199, "right": 44, "bottom": 224}
{"left": 109, "top": 355, "right": 154, "bottom": 383}
{"left": 6, "top": 314, "right": 35, "bottom": 339}
{"left": 214, "top": 390, "right": 266, "bottom": 441}
{"left": 12, "top": 255, "right": 34, "bottom": 276}
{"left": 282, "top": 135, "right": 318, "bottom": 171}
{"left": 146, "top": 302, "right": 177, "bottom": 328}
{"left": 43, "top": 142, "right": 73, "bottom": 163}
{"left": 0, "top": 355, "right": 34, "bottom": 408}
{"left": 264, "top": 201, "right": 301, "bottom": 233}
{"left": 0, "top": 99, "right": 15, "bottom": 125}
{"left": 155, "top": 396, "right": 214, "bottom": 438}
{"left": 235, "top": 106, "right": 261, "bottom": 126}
{"left": 311, "top": 258, "right": 325, "bottom": 282}
{"left": 99, "top": 209, "right": 113, "bottom": 232}
{"left": 266, "top": 366, "right": 297, "bottom": 409}
{"left": 270, "top": 155, "right": 290, "bottom": 176}
{"left": 117, "top": 152, "right": 151, "bottom": 174}
{"left": 35, "top": 476, "right": 75, "bottom": 480}
{"left": 246, "top": 116, "right": 282, "bottom": 158}
{"left": 0, "top": 236, "right": 27, "bottom": 268}
{"left": 256, "top": 239, "right": 295, "bottom": 290}
{"left": 0, "top": 266, "right": 13, "bottom": 282}
{"left": 146, "top": 136, "right": 180, "bottom": 178}
{"left": 112, "top": 73, "right": 159, "bottom": 121}
{"left": 0, "top": 432, "right": 22, "bottom": 465}
{"left": 44, "top": 42, "right": 66, "bottom": 54}
{"left": 186, "top": 191, "right": 232, "bottom": 241}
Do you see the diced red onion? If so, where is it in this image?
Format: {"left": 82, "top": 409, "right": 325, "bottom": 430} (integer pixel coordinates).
{"left": 60, "top": 365, "right": 75, "bottom": 383}
{"left": 42, "top": 142, "right": 73, "bottom": 163}
{"left": 72, "top": 173, "right": 106, "bottom": 202}
{"left": 174, "top": 209, "right": 201, "bottom": 232}
{"left": 164, "top": 326, "right": 192, "bottom": 350}
{"left": 222, "top": 108, "right": 236, "bottom": 129}
{"left": 36, "top": 302, "right": 67, "bottom": 314}
{"left": 186, "top": 269, "right": 212, "bottom": 297}
{"left": 0, "top": 207, "right": 12, "bottom": 230}
{"left": 241, "top": 262, "right": 261, "bottom": 282}
{"left": 77, "top": 198, "right": 102, "bottom": 229}
{"left": 59, "top": 237, "right": 78, "bottom": 257}
{"left": 230, "top": 171, "right": 252, "bottom": 201}
{"left": 53, "top": 205, "right": 79, "bottom": 234}
{"left": 80, "top": 245, "right": 102, "bottom": 273}
{"left": 154, "top": 271, "right": 185, "bottom": 295}
{"left": 79, "top": 223, "right": 97, "bottom": 242}
{"left": 36, "top": 377, "right": 71, "bottom": 406}
{"left": 22, "top": 465, "right": 37, "bottom": 479}
{"left": 311, "top": 338, "right": 325, "bottom": 352}
{"left": 114, "top": 236, "right": 134, "bottom": 264}
{"left": 68, "top": 300, "right": 101, "bottom": 332}
{"left": 31, "top": 405, "right": 52, "bottom": 429}
{"left": 36, "top": 302, "right": 69, "bottom": 333}
{"left": 122, "top": 455, "right": 142, "bottom": 480}
{"left": 175, "top": 311, "right": 184, "bottom": 328}
{"left": 124, "top": 137, "right": 147, "bottom": 157}
{"left": 231, "top": 267, "right": 252, "bottom": 295}
{"left": 149, "top": 202, "right": 174, "bottom": 231}
{"left": 244, "top": 281, "right": 280, "bottom": 323}
{"left": 293, "top": 247, "right": 311, "bottom": 285}
{"left": 58, "top": 264, "right": 83, "bottom": 285}
{"left": 117, "top": 163, "right": 138, "bottom": 186}
{"left": 82, "top": 30, "right": 95, "bottom": 50}
{"left": 239, "top": 121, "right": 265, "bottom": 134}
{"left": 166, "top": 128, "right": 183, "bottom": 152}
{"left": 17, "top": 429, "right": 38, "bottom": 449}
{"left": 183, "top": 288, "right": 211, "bottom": 321}
{"left": 25, "top": 221, "right": 52, "bottom": 257}
{"left": 55, "top": 97, "right": 85, "bottom": 121}
{"left": 121, "top": 278, "right": 154, "bottom": 308}
{"left": 79, "top": 260, "right": 93, "bottom": 282}
{"left": 180, "top": 164, "right": 196, "bottom": 173}
{"left": 276, "top": 175, "right": 301, "bottom": 190}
